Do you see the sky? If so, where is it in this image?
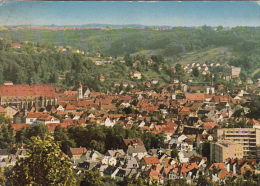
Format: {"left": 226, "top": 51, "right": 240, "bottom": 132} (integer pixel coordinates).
{"left": 0, "top": 1, "right": 259, "bottom": 27}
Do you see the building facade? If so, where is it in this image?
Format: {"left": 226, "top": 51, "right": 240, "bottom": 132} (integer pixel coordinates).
{"left": 0, "top": 83, "right": 58, "bottom": 110}
{"left": 210, "top": 140, "right": 243, "bottom": 163}
{"left": 215, "top": 128, "right": 260, "bottom": 158}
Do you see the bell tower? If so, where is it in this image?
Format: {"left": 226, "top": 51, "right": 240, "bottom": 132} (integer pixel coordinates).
{"left": 77, "top": 81, "right": 83, "bottom": 100}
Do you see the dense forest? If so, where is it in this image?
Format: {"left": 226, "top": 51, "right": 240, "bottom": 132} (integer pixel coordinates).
{"left": 0, "top": 26, "right": 259, "bottom": 89}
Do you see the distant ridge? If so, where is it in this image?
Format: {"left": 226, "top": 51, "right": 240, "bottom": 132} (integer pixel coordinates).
{"left": 4, "top": 24, "right": 173, "bottom": 29}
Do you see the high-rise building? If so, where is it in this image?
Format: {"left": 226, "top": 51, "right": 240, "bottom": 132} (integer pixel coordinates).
{"left": 215, "top": 128, "right": 260, "bottom": 158}
{"left": 210, "top": 140, "right": 243, "bottom": 163}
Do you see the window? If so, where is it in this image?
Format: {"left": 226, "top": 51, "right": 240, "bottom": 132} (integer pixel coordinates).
{"left": 30, "top": 119, "right": 33, "bottom": 122}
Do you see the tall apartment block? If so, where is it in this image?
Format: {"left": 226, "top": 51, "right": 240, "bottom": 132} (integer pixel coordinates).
{"left": 215, "top": 128, "right": 260, "bottom": 158}
{"left": 210, "top": 140, "right": 243, "bottom": 163}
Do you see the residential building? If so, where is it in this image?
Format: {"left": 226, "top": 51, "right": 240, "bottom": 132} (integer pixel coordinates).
{"left": 215, "top": 128, "right": 260, "bottom": 158}
{"left": 131, "top": 71, "right": 142, "bottom": 79}
{"left": 210, "top": 140, "right": 243, "bottom": 163}
{"left": 223, "top": 66, "right": 241, "bottom": 80}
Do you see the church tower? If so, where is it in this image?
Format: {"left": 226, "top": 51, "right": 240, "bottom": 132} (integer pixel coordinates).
{"left": 77, "top": 81, "right": 83, "bottom": 100}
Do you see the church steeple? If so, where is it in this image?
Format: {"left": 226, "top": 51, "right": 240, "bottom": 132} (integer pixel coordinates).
{"left": 77, "top": 81, "right": 83, "bottom": 100}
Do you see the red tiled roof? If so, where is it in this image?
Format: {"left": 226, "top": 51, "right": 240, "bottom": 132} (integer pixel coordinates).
{"left": 101, "top": 104, "right": 116, "bottom": 110}
{"left": 25, "top": 112, "right": 46, "bottom": 119}
{"left": 209, "top": 163, "right": 227, "bottom": 172}
{"left": 203, "top": 122, "right": 219, "bottom": 131}
{"left": 219, "top": 171, "right": 231, "bottom": 179}
{"left": 0, "top": 106, "right": 6, "bottom": 113}
{"left": 11, "top": 43, "right": 20, "bottom": 47}
{"left": 185, "top": 94, "right": 206, "bottom": 102}
{"left": 180, "top": 163, "right": 199, "bottom": 176}
{"left": 46, "top": 122, "right": 70, "bottom": 132}
{"left": 205, "top": 118, "right": 214, "bottom": 122}
{"left": 37, "top": 115, "right": 59, "bottom": 122}
{"left": 143, "top": 168, "right": 163, "bottom": 180}
{"left": 65, "top": 103, "right": 77, "bottom": 111}
{"left": 11, "top": 124, "right": 30, "bottom": 131}
{"left": 64, "top": 91, "right": 77, "bottom": 96}
{"left": 123, "top": 138, "right": 144, "bottom": 147}
{"left": 143, "top": 157, "right": 160, "bottom": 164}
{"left": 70, "top": 147, "right": 87, "bottom": 155}
{"left": 0, "top": 84, "right": 56, "bottom": 98}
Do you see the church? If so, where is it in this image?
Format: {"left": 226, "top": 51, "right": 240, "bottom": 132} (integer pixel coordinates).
{"left": 0, "top": 81, "right": 58, "bottom": 110}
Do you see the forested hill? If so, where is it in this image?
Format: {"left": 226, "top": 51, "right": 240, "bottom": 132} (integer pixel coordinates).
{"left": 0, "top": 26, "right": 259, "bottom": 57}
{"left": 0, "top": 26, "right": 259, "bottom": 90}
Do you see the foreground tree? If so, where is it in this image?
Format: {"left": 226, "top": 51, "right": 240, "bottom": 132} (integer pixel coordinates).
{"left": 80, "top": 169, "right": 103, "bottom": 186}
{"left": 11, "top": 135, "right": 76, "bottom": 185}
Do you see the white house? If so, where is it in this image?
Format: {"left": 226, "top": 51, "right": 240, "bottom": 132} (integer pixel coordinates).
{"left": 131, "top": 71, "right": 142, "bottom": 79}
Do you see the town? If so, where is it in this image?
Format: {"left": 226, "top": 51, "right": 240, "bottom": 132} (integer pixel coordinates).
{"left": 0, "top": 43, "right": 259, "bottom": 184}
{"left": 0, "top": 0, "right": 259, "bottom": 182}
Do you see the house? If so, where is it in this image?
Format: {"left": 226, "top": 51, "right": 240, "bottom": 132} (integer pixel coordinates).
{"left": 133, "top": 60, "right": 140, "bottom": 66}
{"left": 143, "top": 168, "right": 164, "bottom": 184}
{"left": 131, "top": 71, "right": 142, "bottom": 80}
{"left": 68, "top": 147, "right": 87, "bottom": 159}
{"left": 72, "top": 49, "right": 80, "bottom": 54}
{"left": 101, "top": 156, "right": 117, "bottom": 166}
{"left": 64, "top": 103, "right": 77, "bottom": 112}
{"left": 25, "top": 112, "right": 45, "bottom": 124}
{"left": 99, "top": 75, "right": 105, "bottom": 82}
{"left": 179, "top": 151, "right": 198, "bottom": 163}
{"left": 121, "top": 138, "right": 145, "bottom": 152}
{"left": 34, "top": 114, "right": 60, "bottom": 125}
{"left": 56, "top": 46, "right": 66, "bottom": 52}
{"left": 246, "top": 78, "right": 253, "bottom": 85}
{"left": 151, "top": 78, "right": 159, "bottom": 85}
{"left": 179, "top": 162, "right": 199, "bottom": 183}
{"left": 95, "top": 52, "right": 101, "bottom": 57}
{"left": 127, "top": 146, "right": 148, "bottom": 160}
{"left": 58, "top": 75, "right": 66, "bottom": 80}
{"left": 140, "top": 157, "right": 161, "bottom": 169}
{"left": 173, "top": 78, "right": 179, "bottom": 84}
{"left": 147, "top": 59, "right": 153, "bottom": 65}
{"left": 122, "top": 82, "right": 128, "bottom": 88}
{"left": 114, "top": 82, "right": 120, "bottom": 87}
{"left": 11, "top": 43, "right": 20, "bottom": 48}
{"left": 105, "top": 149, "right": 125, "bottom": 158}
{"left": 130, "top": 82, "right": 136, "bottom": 88}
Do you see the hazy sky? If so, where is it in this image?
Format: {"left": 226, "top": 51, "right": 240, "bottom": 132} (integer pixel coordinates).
{"left": 0, "top": 1, "right": 259, "bottom": 27}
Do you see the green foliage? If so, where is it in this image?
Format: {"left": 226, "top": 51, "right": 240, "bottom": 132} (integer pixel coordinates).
{"left": 80, "top": 169, "right": 103, "bottom": 186}
{"left": 11, "top": 135, "right": 76, "bottom": 185}
{"left": 166, "top": 178, "right": 189, "bottom": 186}
{"left": 65, "top": 124, "right": 165, "bottom": 153}
{"left": 201, "top": 141, "right": 210, "bottom": 162}
{"left": 54, "top": 125, "right": 76, "bottom": 154}
{"left": 0, "top": 27, "right": 259, "bottom": 90}
{"left": 192, "top": 67, "right": 200, "bottom": 77}
{"left": 171, "top": 147, "right": 179, "bottom": 161}
{"left": 0, "top": 114, "right": 11, "bottom": 124}
{"left": 15, "top": 124, "right": 49, "bottom": 145}
{"left": 0, "top": 124, "right": 14, "bottom": 150}
{"left": 195, "top": 174, "right": 213, "bottom": 186}
{"left": 246, "top": 96, "right": 260, "bottom": 119}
